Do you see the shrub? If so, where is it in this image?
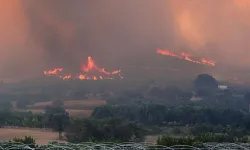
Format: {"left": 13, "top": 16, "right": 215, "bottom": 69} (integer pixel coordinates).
{"left": 12, "top": 136, "right": 36, "bottom": 148}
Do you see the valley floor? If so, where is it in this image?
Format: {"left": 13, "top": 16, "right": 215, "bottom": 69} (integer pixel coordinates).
{"left": 0, "top": 128, "right": 58, "bottom": 145}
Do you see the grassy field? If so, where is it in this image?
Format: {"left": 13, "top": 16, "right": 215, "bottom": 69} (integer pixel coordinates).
{"left": 0, "top": 128, "right": 58, "bottom": 145}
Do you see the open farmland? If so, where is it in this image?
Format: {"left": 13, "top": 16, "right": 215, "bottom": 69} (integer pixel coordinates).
{"left": 28, "top": 109, "right": 93, "bottom": 117}
{"left": 0, "top": 128, "right": 58, "bottom": 145}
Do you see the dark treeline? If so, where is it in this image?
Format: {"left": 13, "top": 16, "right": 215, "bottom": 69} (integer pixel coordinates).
{"left": 92, "top": 104, "right": 250, "bottom": 128}
{"left": 66, "top": 118, "right": 146, "bottom": 143}
{"left": 0, "top": 105, "right": 69, "bottom": 131}
{"left": 0, "top": 111, "right": 43, "bottom": 127}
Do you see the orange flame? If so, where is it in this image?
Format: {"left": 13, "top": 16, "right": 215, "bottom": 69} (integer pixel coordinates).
{"left": 157, "top": 49, "right": 216, "bottom": 67}
{"left": 62, "top": 75, "right": 71, "bottom": 80}
{"left": 82, "top": 56, "right": 96, "bottom": 72}
{"left": 44, "top": 56, "right": 123, "bottom": 80}
{"left": 112, "top": 70, "right": 121, "bottom": 74}
{"left": 78, "top": 74, "right": 86, "bottom": 80}
{"left": 201, "top": 58, "right": 216, "bottom": 66}
{"left": 181, "top": 52, "right": 202, "bottom": 64}
{"left": 81, "top": 56, "right": 121, "bottom": 75}
{"left": 157, "top": 49, "right": 182, "bottom": 59}
{"left": 44, "top": 68, "right": 63, "bottom": 75}
{"left": 93, "top": 76, "right": 97, "bottom": 80}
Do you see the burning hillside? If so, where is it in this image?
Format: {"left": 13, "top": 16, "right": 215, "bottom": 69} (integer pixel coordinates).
{"left": 44, "top": 56, "right": 123, "bottom": 80}
{"left": 157, "top": 49, "right": 216, "bottom": 67}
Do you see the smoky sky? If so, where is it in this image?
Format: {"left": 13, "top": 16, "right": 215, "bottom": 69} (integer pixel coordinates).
{"left": 21, "top": 0, "right": 171, "bottom": 69}
{"left": 1, "top": 0, "right": 250, "bottom": 80}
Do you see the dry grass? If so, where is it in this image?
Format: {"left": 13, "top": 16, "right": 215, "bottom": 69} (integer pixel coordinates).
{"left": 29, "top": 109, "right": 93, "bottom": 117}
{"left": 28, "top": 99, "right": 106, "bottom": 109}
{"left": 0, "top": 128, "right": 58, "bottom": 145}
{"left": 66, "top": 109, "right": 93, "bottom": 117}
{"left": 28, "top": 109, "right": 44, "bottom": 114}
{"left": 29, "top": 101, "right": 52, "bottom": 108}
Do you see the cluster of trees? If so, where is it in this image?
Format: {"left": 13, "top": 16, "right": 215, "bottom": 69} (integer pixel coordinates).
{"left": 92, "top": 104, "right": 250, "bottom": 128}
{"left": 0, "top": 111, "right": 43, "bottom": 127}
{"left": 106, "top": 85, "right": 193, "bottom": 106}
{"left": 66, "top": 118, "right": 146, "bottom": 143}
{"left": 0, "top": 110, "right": 147, "bottom": 143}
{"left": 44, "top": 104, "right": 69, "bottom": 138}
{"left": 0, "top": 107, "right": 146, "bottom": 143}
{"left": 0, "top": 109, "right": 67, "bottom": 130}
{"left": 0, "top": 99, "right": 69, "bottom": 135}
{"left": 105, "top": 74, "right": 250, "bottom": 111}
{"left": 2, "top": 103, "right": 250, "bottom": 144}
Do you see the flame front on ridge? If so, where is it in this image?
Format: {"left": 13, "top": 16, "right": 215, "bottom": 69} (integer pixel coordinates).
{"left": 44, "top": 68, "right": 63, "bottom": 76}
{"left": 44, "top": 56, "right": 123, "bottom": 80}
{"left": 157, "top": 49, "right": 216, "bottom": 67}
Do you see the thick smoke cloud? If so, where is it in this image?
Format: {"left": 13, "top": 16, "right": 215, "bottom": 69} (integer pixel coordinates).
{"left": 22, "top": 0, "right": 171, "bottom": 70}
{"left": 0, "top": 1, "right": 44, "bottom": 81}
{"left": 1, "top": 0, "right": 250, "bottom": 80}
{"left": 169, "top": 0, "right": 250, "bottom": 67}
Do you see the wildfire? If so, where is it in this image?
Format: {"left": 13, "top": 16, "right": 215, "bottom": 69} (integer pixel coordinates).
{"left": 62, "top": 75, "right": 71, "bottom": 80}
{"left": 81, "top": 56, "right": 122, "bottom": 76}
{"left": 157, "top": 49, "right": 216, "bottom": 67}
{"left": 44, "top": 56, "right": 123, "bottom": 80}
{"left": 82, "top": 56, "right": 96, "bottom": 72}
{"left": 44, "top": 68, "right": 63, "bottom": 75}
